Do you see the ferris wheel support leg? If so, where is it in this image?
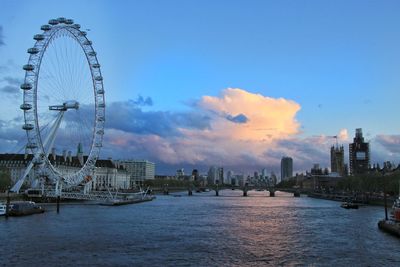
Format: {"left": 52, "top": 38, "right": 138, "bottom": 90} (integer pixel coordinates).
{"left": 10, "top": 111, "right": 65, "bottom": 194}
{"left": 10, "top": 160, "right": 35, "bottom": 193}
{"left": 44, "top": 111, "right": 65, "bottom": 157}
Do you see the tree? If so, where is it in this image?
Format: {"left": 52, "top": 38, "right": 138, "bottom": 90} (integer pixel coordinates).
{"left": 0, "top": 167, "right": 11, "bottom": 192}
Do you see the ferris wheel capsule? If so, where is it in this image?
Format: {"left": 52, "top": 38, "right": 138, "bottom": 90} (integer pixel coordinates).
{"left": 57, "top": 17, "right": 66, "bottom": 23}
{"left": 22, "top": 124, "right": 34, "bottom": 130}
{"left": 41, "top": 25, "right": 51, "bottom": 31}
{"left": 23, "top": 64, "right": 35, "bottom": 71}
{"left": 65, "top": 19, "right": 74, "bottom": 25}
{"left": 27, "top": 47, "right": 39, "bottom": 54}
{"left": 34, "top": 34, "right": 45, "bottom": 41}
{"left": 20, "top": 103, "right": 32, "bottom": 110}
{"left": 48, "top": 19, "right": 59, "bottom": 25}
{"left": 20, "top": 83, "right": 33, "bottom": 90}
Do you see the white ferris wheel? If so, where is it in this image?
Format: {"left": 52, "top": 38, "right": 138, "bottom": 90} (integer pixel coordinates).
{"left": 11, "top": 17, "right": 105, "bottom": 193}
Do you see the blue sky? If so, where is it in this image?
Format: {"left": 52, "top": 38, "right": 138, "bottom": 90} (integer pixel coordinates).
{"left": 1, "top": 0, "right": 400, "bottom": 175}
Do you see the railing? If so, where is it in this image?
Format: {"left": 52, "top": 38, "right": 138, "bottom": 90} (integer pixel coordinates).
{"left": 43, "top": 190, "right": 145, "bottom": 201}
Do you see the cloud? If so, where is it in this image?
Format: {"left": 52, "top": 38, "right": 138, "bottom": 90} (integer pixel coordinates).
{"left": 129, "top": 95, "right": 153, "bottom": 106}
{"left": 5, "top": 86, "right": 400, "bottom": 176}
{"left": 0, "top": 76, "right": 22, "bottom": 97}
{"left": 105, "top": 101, "right": 210, "bottom": 137}
{"left": 0, "top": 26, "right": 4, "bottom": 46}
{"left": 198, "top": 88, "right": 301, "bottom": 142}
{"left": 374, "top": 135, "right": 400, "bottom": 154}
{"left": 1, "top": 85, "right": 18, "bottom": 94}
{"left": 101, "top": 88, "right": 303, "bottom": 174}
{"left": 226, "top": 113, "right": 248, "bottom": 124}
{"left": 338, "top": 128, "right": 348, "bottom": 141}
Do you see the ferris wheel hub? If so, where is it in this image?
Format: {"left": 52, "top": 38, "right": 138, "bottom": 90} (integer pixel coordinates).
{"left": 49, "top": 100, "right": 80, "bottom": 111}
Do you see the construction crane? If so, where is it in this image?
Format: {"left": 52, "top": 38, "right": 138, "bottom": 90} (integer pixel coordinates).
{"left": 327, "top": 135, "right": 338, "bottom": 148}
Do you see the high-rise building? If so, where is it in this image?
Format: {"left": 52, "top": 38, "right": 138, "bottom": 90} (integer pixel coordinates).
{"left": 207, "top": 166, "right": 224, "bottom": 185}
{"left": 349, "top": 128, "right": 370, "bottom": 175}
{"left": 281, "top": 157, "right": 293, "bottom": 181}
{"left": 330, "top": 145, "right": 345, "bottom": 176}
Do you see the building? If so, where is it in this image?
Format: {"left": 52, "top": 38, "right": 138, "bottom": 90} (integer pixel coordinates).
{"left": 0, "top": 152, "right": 130, "bottom": 191}
{"left": 349, "top": 128, "right": 370, "bottom": 175}
{"left": 330, "top": 145, "right": 345, "bottom": 176}
{"left": 281, "top": 157, "right": 293, "bottom": 181}
{"left": 115, "top": 160, "right": 155, "bottom": 188}
{"left": 207, "top": 166, "right": 224, "bottom": 185}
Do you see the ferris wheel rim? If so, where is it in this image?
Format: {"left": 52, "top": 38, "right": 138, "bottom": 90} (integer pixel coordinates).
{"left": 20, "top": 18, "right": 105, "bottom": 186}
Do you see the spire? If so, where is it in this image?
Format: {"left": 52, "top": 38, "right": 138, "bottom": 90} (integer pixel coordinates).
{"left": 77, "top": 142, "right": 83, "bottom": 156}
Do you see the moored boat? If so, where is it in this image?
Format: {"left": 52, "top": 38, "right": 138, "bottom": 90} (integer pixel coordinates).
{"left": 100, "top": 195, "right": 155, "bottom": 206}
{"left": 392, "top": 197, "right": 400, "bottom": 221}
{"left": 0, "top": 203, "right": 7, "bottom": 216}
{"left": 341, "top": 202, "right": 359, "bottom": 209}
{"left": 8, "top": 201, "right": 44, "bottom": 216}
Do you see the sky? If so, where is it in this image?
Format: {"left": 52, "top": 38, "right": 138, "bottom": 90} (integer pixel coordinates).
{"left": 1, "top": 0, "right": 400, "bottom": 176}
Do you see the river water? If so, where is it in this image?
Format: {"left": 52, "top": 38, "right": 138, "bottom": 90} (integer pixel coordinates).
{"left": 1, "top": 190, "right": 399, "bottom": 266}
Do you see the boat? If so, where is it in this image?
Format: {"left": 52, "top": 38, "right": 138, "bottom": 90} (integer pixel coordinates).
{"left": 391, "top": 186, "right": 400, "bottom": 221}
{"left": 100, "top": 195, "right": 155, "bottom": 206}
{"left": 0, "top": 203, "right": 7, "bottom": 216}
{"left": 8, "top": 201, "right": 44, "bottom": 216}
{"left": 341, "top": 202, "right": 359, "bottom": 209}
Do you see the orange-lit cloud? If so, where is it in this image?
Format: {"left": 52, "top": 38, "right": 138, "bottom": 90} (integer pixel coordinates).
{"left": 107, "top": 88, "right": 306, "bottom": 171}
{"left": 198, "top": 88, "right": 301, "bottom": 142}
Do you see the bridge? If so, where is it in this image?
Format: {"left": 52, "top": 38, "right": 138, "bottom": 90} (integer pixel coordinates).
{"left": 162, "top": 183, "right": 303, "bottom": 198}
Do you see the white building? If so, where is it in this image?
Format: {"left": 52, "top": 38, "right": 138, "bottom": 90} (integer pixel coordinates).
{"left": 0, "top": 153, "right": 130, "bottom": 191}
{"left": 114, "top": 160, "right": 155, "bottom": 188}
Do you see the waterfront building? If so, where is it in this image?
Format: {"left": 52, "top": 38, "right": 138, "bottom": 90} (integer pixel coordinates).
{"left": 330, "top": 145, "right": 345, "bottom": 176}
{"left": 349, "top": 128, "right": 370, "bottom": 175}
{"left": 192, "top": 169, "right": 199, "bottom": 181}
{"left": 115, "top": 160, "right": 155, "bottom": 188}
{"left": 0, "top": 152, "right": 130, "bottom": 190}
{"left": 281, "top": 157, "right": 293, "bottom": 181}
{"left": 176, "top": 168, "right": 185, "bottom": 180}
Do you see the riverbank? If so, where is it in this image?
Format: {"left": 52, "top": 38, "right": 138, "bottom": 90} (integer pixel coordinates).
{"left": 307, "top": 192, "right": 396, "bottom": 206}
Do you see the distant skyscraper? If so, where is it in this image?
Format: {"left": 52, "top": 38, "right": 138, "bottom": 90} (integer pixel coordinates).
{"left": 330, "top": 145, "right": 345, "bottom": 176}
{"left": 261, "top": 168, "right": 268, "bottom": 179}
{"left": 349, "top": 128, "right": 370, "bottom": 175}
{"left": 207, "top": 166, "right": 224, "bottom": 185}
{"left": 281, "top": 157, "right": 293, "bottom": 181}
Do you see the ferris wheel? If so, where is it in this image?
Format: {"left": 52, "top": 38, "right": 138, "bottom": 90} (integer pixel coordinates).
{"left": 11, "top": 17, "right": 105, "bottom": 192}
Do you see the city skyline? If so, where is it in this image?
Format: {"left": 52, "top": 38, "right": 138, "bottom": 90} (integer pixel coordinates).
{"left": 1, "top": 1, "right": 400, "bottom": 174}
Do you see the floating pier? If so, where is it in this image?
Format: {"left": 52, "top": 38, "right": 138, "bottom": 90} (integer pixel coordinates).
{"left": 378, "top": 220, "right": 400, "bottom": 238}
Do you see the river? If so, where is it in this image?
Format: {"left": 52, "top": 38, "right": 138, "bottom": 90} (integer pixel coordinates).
{"left": 1, "top": 190, "right": 399, "bottom": 266}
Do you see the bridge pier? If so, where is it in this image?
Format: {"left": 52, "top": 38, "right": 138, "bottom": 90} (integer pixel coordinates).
{"left": 269, "top": 191, "right": 275, "bottom": 197}
{"left": 163, "top": 184, "right": 169, "bottom": 195}
{"left": 56, "top": 195, "right": 60, "bottom": 213}
{"left": 5, "top": 189, "right": 10, "bottom": 219}
{"left": 243, "top": 183, "right": 248, "bottom": 197}
{"left": 215, "top": 184, "right": 220, "bottom": 196}
{"left": 188, "top": 189, "right": 193, "bottom": 196}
